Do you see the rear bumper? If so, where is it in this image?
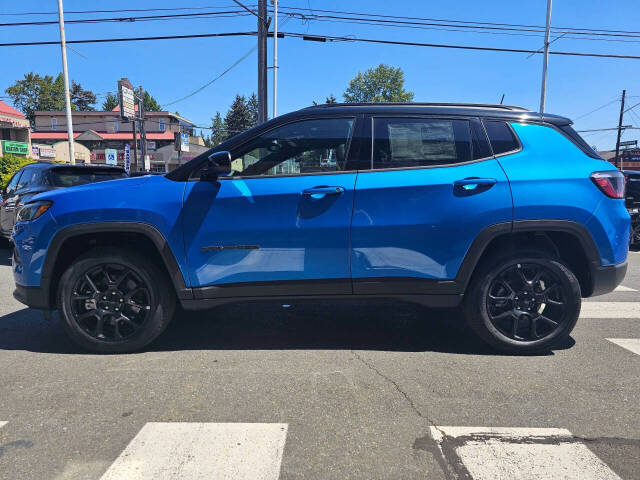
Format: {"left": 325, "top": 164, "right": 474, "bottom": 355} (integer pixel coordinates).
{"left": 13, "top": 283, "right": 50, "bottom": 310}
{"left": 589, "top": 261, "right": 627, "bottom": 297}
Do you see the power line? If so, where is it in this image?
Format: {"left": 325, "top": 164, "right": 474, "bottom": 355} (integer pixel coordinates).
{"left": 3, "top": 30, "right": 640, "bottom": 60}
{"left": 573, "top": 98, "right": 620, "bottom": 121}
{"left": 0, "top": 4, "right": 256, "bottom": 16}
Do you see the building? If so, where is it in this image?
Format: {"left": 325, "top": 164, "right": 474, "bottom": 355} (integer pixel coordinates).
{"left": 0, "top": 100, "right": 31, "bottom": 157}
{"left": 599, "top": 149, "right": 640, "bottom": 170}
{"left": 31, "top": 106, "right": 207, "bottom": 171}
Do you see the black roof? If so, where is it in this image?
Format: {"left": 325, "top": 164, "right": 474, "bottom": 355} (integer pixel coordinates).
{"left": 297, "top": 102, "right": 572, "bottom": 126}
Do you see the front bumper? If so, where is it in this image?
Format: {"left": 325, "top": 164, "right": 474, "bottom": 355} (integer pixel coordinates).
{"left": 590, "top": 261, "right": 627, "bottom": 297}
{"left": 13, "top": 283, "right": 51, "bottom": 310}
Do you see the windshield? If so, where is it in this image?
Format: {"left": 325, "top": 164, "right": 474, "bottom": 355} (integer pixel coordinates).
{"left": 50, "top": 168, "right": 127, "bottom": 187}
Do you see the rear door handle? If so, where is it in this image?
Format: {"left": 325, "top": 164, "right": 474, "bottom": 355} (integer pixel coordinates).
{"left": 453, "top": 178, "right": 497, "bottom": 192}
{"left": 302, "top": 186, "right": 345, "bottom": 198}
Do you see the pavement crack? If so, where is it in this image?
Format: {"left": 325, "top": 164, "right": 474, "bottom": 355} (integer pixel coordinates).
{"left": 350, "top": 350, "right": 443, "bottom": 434}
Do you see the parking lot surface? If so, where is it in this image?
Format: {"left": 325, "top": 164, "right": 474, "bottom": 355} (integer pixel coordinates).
{"left": 0, "top": 247, "right": 638, "bottom": 479}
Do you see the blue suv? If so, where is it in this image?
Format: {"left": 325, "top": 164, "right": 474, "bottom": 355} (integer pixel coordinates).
{"left": 11, "top": 103, "right": 629, "bottom": 353}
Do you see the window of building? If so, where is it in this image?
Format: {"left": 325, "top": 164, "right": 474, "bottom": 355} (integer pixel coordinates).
{"left": 373, "top": 118, "right": 472, "bottom": 169}
{"left": 483, "top": 121, "right": 520, "bottom": 155}
{"left": 230, "top": 118, "right": 355, "bottom": 177}
{"left": 113, "top": 118, "right": 119, "bottom": 132}
{"left": 159, "top": 119, "right": 165, "bottom": 131}
{"left": 51, "top": 118, "right": 57, "bottom": 130}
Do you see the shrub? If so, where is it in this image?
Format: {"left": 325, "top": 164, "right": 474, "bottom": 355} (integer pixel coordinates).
{"left": 0, "top": 154, "right": 34, "bottom": 191}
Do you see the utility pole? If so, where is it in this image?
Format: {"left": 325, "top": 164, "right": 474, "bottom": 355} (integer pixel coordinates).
{"left": 258, "top": 0, "right": 268, "bottom": 123}
{"left": 272, "top": 0, "right": 278, "bottom": 118}
{"left": 539, "top": 0, "right": 553, "bottom": 113}
{"left": 138, "top": 86, "right": 147, "bottom": 170}
{"left": 614, "top": 89, "right": 626, "bottom": 170}
{"left": 56, "top": 0, "right": 75, "bottom": 164}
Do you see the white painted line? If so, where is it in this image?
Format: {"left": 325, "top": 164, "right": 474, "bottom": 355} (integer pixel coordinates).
{"left": 580, "top": 302, "right": 640, "bottom": 318}
{"left": 0, "top": 421, "right": 6, "bottom": 429}
{"left": 607, "top": 338, "right": 640, "bottom": 356}
{"left": 430, "top": 426, "right": 622, "bottom": 480}
{"left": 99, "top": 423, "right": 288, "bottom": 480}
{"left": 614, "top": 285, "right": 637, "bottom": 292}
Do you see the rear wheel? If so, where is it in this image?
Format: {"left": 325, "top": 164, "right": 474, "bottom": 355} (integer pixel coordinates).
{"left": 464, "top": 252, "right": 581, "bottom": 354}
{"left": 57, "top": 248, "right": 175, "bottom": 353}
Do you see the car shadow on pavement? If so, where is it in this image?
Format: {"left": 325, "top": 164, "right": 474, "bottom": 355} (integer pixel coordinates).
{"left": 0, "top": 300, "right": 574, "bottom": 356}
{"left": 0, "top": 247, "right": 11, "bottom": 266}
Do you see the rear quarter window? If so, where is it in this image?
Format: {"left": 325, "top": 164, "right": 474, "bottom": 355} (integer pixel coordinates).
{"left": 483, "top": 120, "right": 520, "bottom": 156}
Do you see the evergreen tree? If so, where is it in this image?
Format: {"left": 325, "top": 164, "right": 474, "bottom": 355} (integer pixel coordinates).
{"left": 224, "top": 95, "right": 252, "bottom": 140}
{"left": 343, "top": 64, "right": 414, "bottom": 103}
{"left": 247, "top": 93, "right": 259, "bottom": 127}
{"left": 102, "top": 92, "right": 119, "bottom": 111}
{"left": 210, "top": 111, "right": 227, "bottom": 145}
{"left": 70, "top": 81, "right": 96, "bottom": 111}
{"left": 142, "top": 91, "right": 162, "bottom": 112}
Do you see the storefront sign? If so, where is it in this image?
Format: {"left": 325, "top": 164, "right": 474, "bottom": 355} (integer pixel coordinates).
{"left": 2, "top": 140, "right": 28, "bottom": 155}
{"left": 179, "top": 132, "right": 189, "bottom": 152}
{"left": 39, "top": 146, "right": 57, "bottom": 158}
{"left": 31, "top": 146, "right": 39, "bottom": 157}
{"left": 118, "top": 79, "right": 136, "bottom": 121}
{"left": 146, "top": 141, "right": 156, "bottom": 151}
{"left": 0, "top": 115, "right": 29, "bottom": 128}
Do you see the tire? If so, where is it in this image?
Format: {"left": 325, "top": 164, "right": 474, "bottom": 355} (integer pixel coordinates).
{"left": 464, "top": 250, "right": 581, "bottom": 354}
{"left": 57, "top": 247, "right": 176, "bottom": 353}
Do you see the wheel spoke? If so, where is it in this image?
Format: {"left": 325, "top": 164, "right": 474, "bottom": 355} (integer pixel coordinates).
{"left": 84, "top": 274, "right": 99, "bottom": 293}
{"left": 511, "top": 315, "right": 520, "bottom": 339}
{"left": 76, "top": 310, "right": 96, "bottom": 323}
{"left": 517, "top": 265, "right": 528, "bottom": 284}
{"left": 71, "top": 293, "right": 93, "bottom": 301}
{"left": 94, "top": 315, "right": 106, "bottom": 337}
{"left": 540, "top": 282, "right": 559, "bottom": 295}
{"left": 537, "top": 315, "right": 559, "bottom": 328}
{"left": 112, "top": 269, "right": 130, "bottom": 288}
{"left": 545, "top": 298, "right": 564, "bottom": 307}
{"left": 529, "top": 315, "right": 538, "bottom": 339}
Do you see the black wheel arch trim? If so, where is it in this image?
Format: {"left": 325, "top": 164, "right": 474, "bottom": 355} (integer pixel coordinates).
{"left": 455, "top": 219, "right": 604, "bottom": 296}
{"left": 40, "top": 222, "right": 192, "bottom": 310}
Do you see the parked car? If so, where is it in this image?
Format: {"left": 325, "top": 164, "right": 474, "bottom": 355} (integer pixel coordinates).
{"left": 1, "top": 162, "right": 127, "bottom": 243}
{"left": 622, "top": 169, "right": 640, "bottom": 247}
{"left": 11, "top": 103, "right": 629, "bottom": 354}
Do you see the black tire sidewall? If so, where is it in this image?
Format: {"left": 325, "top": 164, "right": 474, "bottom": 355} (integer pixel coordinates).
{"left": 465, "top": 253, "right": 581, "bottom": 353}
{"left": 58, "top": 248, "right": 175, "bottom": 353}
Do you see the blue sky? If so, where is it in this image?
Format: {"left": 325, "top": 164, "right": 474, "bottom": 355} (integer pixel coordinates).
{"left": 1, "top": 0, "right": 638, "bottom": 150}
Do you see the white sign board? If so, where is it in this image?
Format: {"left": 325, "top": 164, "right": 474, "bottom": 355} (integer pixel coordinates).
{"left": 119, "top": 80, "right": 136, "bottom": 121}
{"left": 144, "top": 155, "right": 151, "bottom": 171}
{"left": 105, "top": 148, "right": 117, "bottom": 165}
{"left": 180, "top": 132, "right": 189, "bottom": 152}
{"left": 124, "top": 144, "right": 131, "bottom": 174}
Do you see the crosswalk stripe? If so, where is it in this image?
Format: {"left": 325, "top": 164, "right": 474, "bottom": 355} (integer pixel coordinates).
{"left": 430, "top": 426, "right": 622, "bottom": 480}
{"left": 607, "top": 338, "right": 640, "bottom": 356}
{"left": 99, "top": 423, "right": 288, "bottom": 480}
{"left": 614, "top": 285, "right": 637, "bottom": 292}
{"left": 580, "top": 302, "right": 640, "bottom": 318}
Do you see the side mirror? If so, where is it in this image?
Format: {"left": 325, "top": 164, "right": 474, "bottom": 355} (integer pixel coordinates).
{"left": 200, "top": 151, "right": 232, "bottom": 181}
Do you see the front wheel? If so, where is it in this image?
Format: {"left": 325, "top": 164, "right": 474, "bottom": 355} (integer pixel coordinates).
{"left": 464, "top": 252, "right": 581, "bottom": 354}
{"left": 57, "top": 248, "right": 175, "bottom": 353}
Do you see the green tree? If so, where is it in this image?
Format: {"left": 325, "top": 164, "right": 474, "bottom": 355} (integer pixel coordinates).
{"left": 210, "top": 111, "right": 227, "bottom": 146}
{"left": 102, "top": 92, "right": 119, "bottom": 111}
{"left": 70, "top": 81, "right": 96, "bottom": 111}
{"left": 312, "top": 94, "right": 338, "bottom": 106}
{"left": 247, "top": 93, "right": 259, "bottom": 127}
{"left": 343, "top": 64, "right": 414, "bottom": 103}
{"left": 224, "top": 94, "right": 252, "bottom": 140}
{"left": 142, "top": 91, "right": 162, "bottom": 112}
{"left": 5, "top": 73, "right": 65, "bottom": 124}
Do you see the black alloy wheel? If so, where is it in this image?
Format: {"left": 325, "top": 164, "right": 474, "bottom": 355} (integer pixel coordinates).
{"left": 486, "top": 262, "right": 566, "bottom": 342}
{"left": 58, "top": 247, "right": 175, "bottom": 353}
{"left": 464, "top": 252, "right": 581, "bottom": 354}
{"left": 70, "top": 263, "right": 151, "bottom": 342}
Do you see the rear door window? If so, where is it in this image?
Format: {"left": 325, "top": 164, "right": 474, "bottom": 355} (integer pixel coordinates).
{"left": 483, "top": 120, "right": 520, "bottom": 155}
{"left": 373, "top": 117, "right": 472, "bottom": 169}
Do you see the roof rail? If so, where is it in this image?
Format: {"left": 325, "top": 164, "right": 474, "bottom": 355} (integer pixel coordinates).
{"left": 305, "top": 102, "right": 530, "bottom": 111}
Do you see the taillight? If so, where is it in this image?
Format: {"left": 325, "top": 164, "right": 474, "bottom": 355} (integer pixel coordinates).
{"left": 590, "top": 171, "right": 626, "bottom": 199}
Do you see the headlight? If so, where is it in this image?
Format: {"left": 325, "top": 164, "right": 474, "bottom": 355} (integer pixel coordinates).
{"left": 16, "top": 201, "right": 52, "bottom": 222}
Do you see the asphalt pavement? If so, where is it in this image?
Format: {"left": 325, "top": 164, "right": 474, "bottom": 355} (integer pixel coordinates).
{"left": 0, "top": 246, "right": 638, "bottom": 479}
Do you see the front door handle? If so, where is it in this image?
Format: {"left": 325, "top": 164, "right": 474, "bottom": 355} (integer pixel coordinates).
{"left": 453, "top": 178, "right": 497, "bottom": 193}
{"left": 302, "top": 186, "right": 345, "bottom": 198}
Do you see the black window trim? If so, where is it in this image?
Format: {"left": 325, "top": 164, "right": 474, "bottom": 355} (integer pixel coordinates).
{"left": 214, "top": 114, "right": 359, "bottom": 181}
{"left": 364, "top": 114, "right": 495, "bottom": 173}
{"left": 481, "top": 118, "right": 523, "bottom": 159}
